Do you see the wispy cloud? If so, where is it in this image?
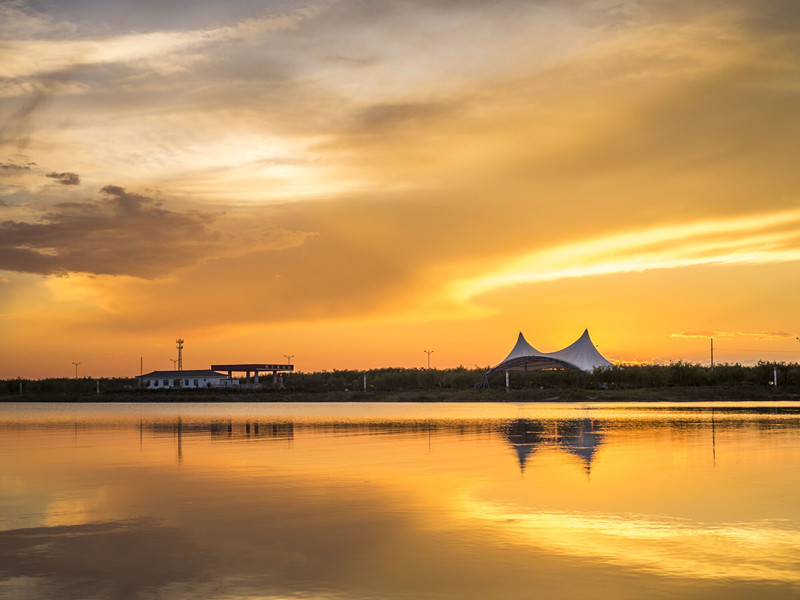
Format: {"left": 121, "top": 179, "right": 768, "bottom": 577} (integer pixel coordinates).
{"left": 0, "top": 6, "right": 322, "bottom": 81}
{"left": 672, "top": 331, "right": 796, "bottom": 340}
{"left": 452, "top": 208, "right": 800, "bottom": 300}
{"left": 1, "top": 161, "right": 31, "bottom": 171}
{"left": 671, "top": 331, "right": 735, "bottom": 339}
{"left": 0, "top": 312, "right": 29, "bottom": 320}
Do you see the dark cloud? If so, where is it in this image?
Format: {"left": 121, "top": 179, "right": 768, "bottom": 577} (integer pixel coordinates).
{"left": 1, "top": 161, "right": 31, "bottom": 172}
{"left": 761, "top": 331, "right": 795, "bottom": 338}
{"left": 0, "top": 185, "right": 222, "bottom": 277}
{"left": 99, "top": 184, "right": 148, "bottom": 212}
{"left": 355, "top": 102, "right": 456, "bottom": 133}
{"left": 629, "top": 0, "right": 800, "bottom": 35}
{"left": 46, "top": 171, "right": 81, "bottom": 185}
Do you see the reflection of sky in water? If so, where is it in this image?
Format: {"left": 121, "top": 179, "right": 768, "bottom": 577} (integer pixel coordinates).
{"left": 1, "top": 402, "right": 800, "bottom": 599}
{"left": 463, "top": 502, "right": 800, "bottom": 583}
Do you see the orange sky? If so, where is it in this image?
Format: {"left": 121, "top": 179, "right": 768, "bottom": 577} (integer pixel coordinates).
{"left": 2, "top": 0, "right": 800, "bottom": 378}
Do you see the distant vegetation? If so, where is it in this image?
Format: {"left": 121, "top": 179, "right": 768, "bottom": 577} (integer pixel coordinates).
{"left": 283, "top": 362, "right": 800, "bottom": 392}
{"left": 2, "top": 361, "right": 800, "bottom": 398}
{"left": 0, "top": 377, "right": 137, "bottom": 395}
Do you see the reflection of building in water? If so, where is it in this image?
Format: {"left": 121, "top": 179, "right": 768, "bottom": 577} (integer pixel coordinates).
{"left": 504, "top": 419, "right": 547, "bottom": 472}
{"left": 556, "top": 419, "right": 604, "bottom": 474}
{"left": 146, "top": 419, "right": 295, "bottom": 442}
{"left": 502, "top": 418, "right": 604, "bottom": 474}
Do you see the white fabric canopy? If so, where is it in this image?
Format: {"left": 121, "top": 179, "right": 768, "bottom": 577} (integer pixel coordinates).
{"left": 544, "top": 329, "right": 613, "bottom": 372}
{"left": 485, "top": 329, "right": 612, "bottom": 380}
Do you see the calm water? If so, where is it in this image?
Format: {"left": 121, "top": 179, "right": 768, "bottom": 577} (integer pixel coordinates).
{"left": 1, "top": 402, "right": 800, "bottom": 600}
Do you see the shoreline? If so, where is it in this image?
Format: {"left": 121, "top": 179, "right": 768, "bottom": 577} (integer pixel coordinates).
{"left": 2, "top": 386, "right": 800, "bottom": 403}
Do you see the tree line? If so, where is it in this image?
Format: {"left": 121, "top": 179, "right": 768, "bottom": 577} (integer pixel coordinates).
{"left": 2, "top": 361, "right": 800, "bottom": 395}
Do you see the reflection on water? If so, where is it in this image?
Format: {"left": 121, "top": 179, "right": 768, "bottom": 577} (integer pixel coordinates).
{"left": 504, "top": 418, "right": 603, "bottom": 473}
{"left": 1, "top": 402, "right": 800, "bottom": 599}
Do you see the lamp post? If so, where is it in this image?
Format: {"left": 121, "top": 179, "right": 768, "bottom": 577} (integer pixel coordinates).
{"left": 170, "top": 359, "right": 178, "bottom": 371}
{"left": 72, "top": 361, "right": 81, "bottom": 379}
{"left": 424, "top": 350, "right": 434, "bottom": 369}
{"left": 284, "top": 354, "right": 294, "bottom": 365}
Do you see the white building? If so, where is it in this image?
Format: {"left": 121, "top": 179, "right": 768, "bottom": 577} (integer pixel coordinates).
{"left": 137, "top": 370, "right": 238, "bottom": 389}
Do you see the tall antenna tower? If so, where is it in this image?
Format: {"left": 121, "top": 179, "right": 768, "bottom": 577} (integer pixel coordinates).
{"left": 176, "top": 338, "right": 184, "bottom": 372}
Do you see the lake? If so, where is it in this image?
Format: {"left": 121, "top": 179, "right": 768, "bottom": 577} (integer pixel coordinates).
{"left": 1, "top": 401, "right": 799, "bottom": 599}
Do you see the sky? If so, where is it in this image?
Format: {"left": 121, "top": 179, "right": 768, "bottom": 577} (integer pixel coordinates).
{"left": 2, "top": 0, "right": 800, "bottom": 378}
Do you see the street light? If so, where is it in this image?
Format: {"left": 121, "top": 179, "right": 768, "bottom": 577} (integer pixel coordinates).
{"left": 424, "top": 350, "right": 434, "bottom": 369}
{"left": 170, "top": 358, "right": 178, "bottom": 371}
{"left": 284, "top": 354, "right": 294, "bottom": 365}
{"left": 72, "top": 361, "right": 81, "bottom": 379}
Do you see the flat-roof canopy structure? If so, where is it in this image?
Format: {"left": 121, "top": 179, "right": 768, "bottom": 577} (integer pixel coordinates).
{"left": 211, "top": 363, "right": 294, "bottom": 372}
{"left": 211, "top": 363, "right": 294, "bottom": 382}
{"left": 481, "top": 330, "right": 612, "bottom": 387}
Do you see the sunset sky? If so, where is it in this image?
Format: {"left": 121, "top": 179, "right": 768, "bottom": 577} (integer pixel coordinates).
{"left": 2, "top": 0, "right": 800, "bottom": 378}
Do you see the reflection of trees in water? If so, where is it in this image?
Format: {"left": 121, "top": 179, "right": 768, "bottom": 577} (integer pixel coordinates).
{"left": 504, "top": 418, "right": 604, "bottom": 474}
{"left": 6, "top": 409, "right": 800, "bottom": 473}
{"left": 123, "top": 413, "right": 799, "bottom": 474}
{"left": 142, "top": 417, "right": 607, "bottom": 473}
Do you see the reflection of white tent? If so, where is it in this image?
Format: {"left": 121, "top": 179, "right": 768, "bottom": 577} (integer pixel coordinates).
{"left": 482, "top": 330, "right": 612, "bottom": 386}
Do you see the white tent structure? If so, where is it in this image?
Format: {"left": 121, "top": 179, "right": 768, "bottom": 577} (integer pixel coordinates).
{"left": 480, "top": 330, "right": 612, "bottom": 387}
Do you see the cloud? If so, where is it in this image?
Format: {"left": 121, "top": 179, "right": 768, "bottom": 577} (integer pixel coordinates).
{"left": 0, "top": 4, "right": 320, "bottom": 81}
{"left": 452, "top": 208, "right": 800, "bottom": 300}
{"left": 0, "top": 186, "right": 256, "bottom": 277}
{"left": 0, "top": 312, "right": 28, "bottom": 320}
{"left": 671, "top": 331, "right": 731, "bottom": 339}
{"left": 672, "top": 331, "right": 797, "bottom": 340}
{"left": 354, "top": 102, "right": 456, "bottom": 132}
{"left": 763, "top": 331, "right": 797, "bottom": 339}
{"left": 1, "top": 161, "right": 31, "bottom": 171}
{"left": 46, "top": 171, "right": 80, "bottom": 185}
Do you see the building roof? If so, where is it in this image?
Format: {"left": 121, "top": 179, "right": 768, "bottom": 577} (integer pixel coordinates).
{"left": 211, "top": 363, "right": 293, "bottom": 372}
{"left": 484, "top": 330, "right": 613, "bottom": 381}
{"left": 137, "top": 370, "right": 230, "bottom": 379}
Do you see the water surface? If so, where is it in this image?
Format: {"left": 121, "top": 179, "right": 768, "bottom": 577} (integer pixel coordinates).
{"left": 1, "top": 402, "right": 799, "bottom": 599}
